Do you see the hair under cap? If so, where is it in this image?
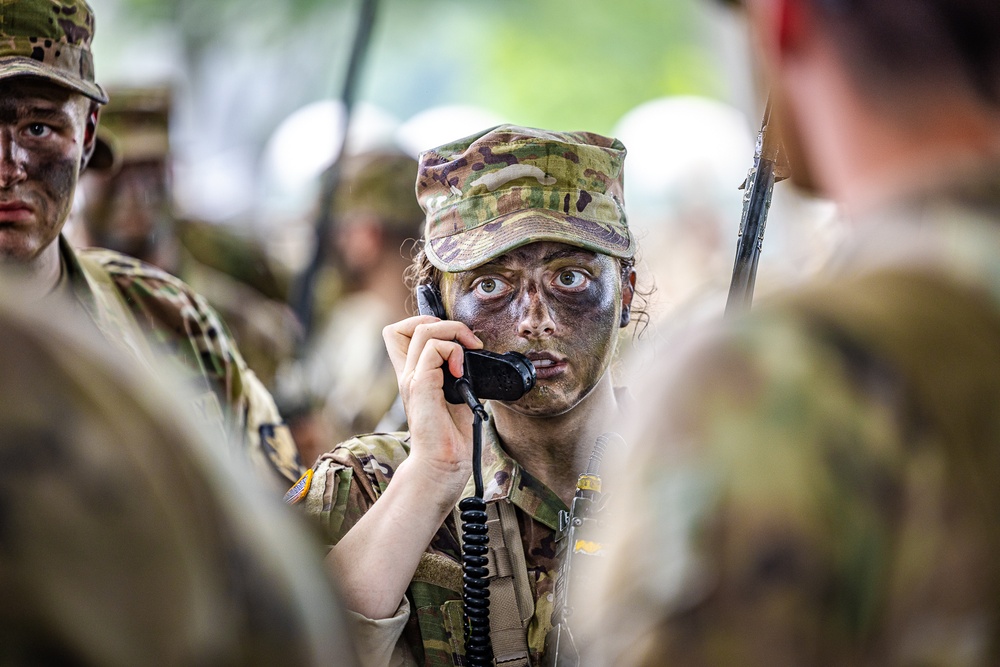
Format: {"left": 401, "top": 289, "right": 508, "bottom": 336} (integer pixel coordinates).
{"left": 416, "top": 124, "right": 634, "bottom": 272}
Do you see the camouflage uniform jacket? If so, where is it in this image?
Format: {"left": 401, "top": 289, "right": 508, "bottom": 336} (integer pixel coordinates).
{"left": 301, "top": 410, "right": 568, "bottom": 666}
{"left": 61, "top": 236, "right": 303, "bottom": 489}
{"left": 589, "top": 170, "right": 1000, "bottom": 665}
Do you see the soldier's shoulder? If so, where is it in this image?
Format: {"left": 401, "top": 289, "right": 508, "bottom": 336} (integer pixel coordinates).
{"left": 333, "top": 431, "right": 412, "bottom": 470}
{"left": 79, "top": 248, "right": 200, "bottom": 299}
{"left": 78, "top": 248, "right": 244, "bottom": 367}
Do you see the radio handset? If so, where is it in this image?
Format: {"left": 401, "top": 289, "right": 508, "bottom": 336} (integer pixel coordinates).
{"left": 414, "top": 283, "right": 535, "bottom": 665}
{"left": 415, "top": 284, "right": 536, "bottom": 404}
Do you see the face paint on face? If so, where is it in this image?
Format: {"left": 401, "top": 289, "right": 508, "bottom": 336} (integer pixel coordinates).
{"left": 0, "top": 79, "right": 92, "bottom": 263}
{"left": 441, "top": 241, "right": 624, "bottom": 417}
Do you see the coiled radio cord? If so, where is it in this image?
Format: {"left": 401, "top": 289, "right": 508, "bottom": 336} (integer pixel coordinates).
{"left": 455, "top": 378, "right": 493, "bottom": 667}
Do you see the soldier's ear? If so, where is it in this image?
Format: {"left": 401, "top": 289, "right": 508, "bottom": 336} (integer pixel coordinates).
{"left": 619, "top": 268, "right": 636, "bottom": 328}
{"left": 80, "top": 103, "right": 99, "bottom": 171}
{"left": 751, "top": 0, "right": 812, "bottom": 63}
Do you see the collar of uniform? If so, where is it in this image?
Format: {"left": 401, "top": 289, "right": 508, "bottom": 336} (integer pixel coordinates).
{"left": 831, "top": 162, "right": 1000, "bottom": 304}
{"left": 59, "top": 235, "right": 100, "bottom": 316}
{"left": 58, "top": 235, "right": 159, "bottom": 372}
{"left": 462, "top": 405, "right": 568, "bottom": 532}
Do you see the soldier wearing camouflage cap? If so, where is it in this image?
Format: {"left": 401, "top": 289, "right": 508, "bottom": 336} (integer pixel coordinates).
{"left": 0, "top": 0, "right": 302, "bottom": 491}
{"left": 289, "top": 125, "right": 641, "bottom": 665}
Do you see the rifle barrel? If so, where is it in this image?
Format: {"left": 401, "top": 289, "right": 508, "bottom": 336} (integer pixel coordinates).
{"left": 725, "top": 156, "right": 776, "bottom": 315}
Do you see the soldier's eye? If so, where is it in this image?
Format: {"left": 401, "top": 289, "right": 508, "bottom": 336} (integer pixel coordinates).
{"left": 557, "top": 270, "right": 586, "bottom": 288}
{"left": 473, "top": 276, "right": 509, "bottom": 298}
{"left": 27, "top": 123, "right": 51, "bottom": 138}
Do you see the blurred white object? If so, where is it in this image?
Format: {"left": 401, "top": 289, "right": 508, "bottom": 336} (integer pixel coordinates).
{"left": 260, "top": 100, "right": 399, "bottom": 208}
{"left": 614, "top": 95, "right": 754, "bottom": 235}
{"left": 396, "top": 105, "right": 506, "bottom": 157}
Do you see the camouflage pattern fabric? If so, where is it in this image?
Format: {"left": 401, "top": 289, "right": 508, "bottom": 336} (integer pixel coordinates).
{"left": 300, "top": 408, "right": 568, "bottom": 666}
{"left": 95, "top": 85, "right": 171, "bottom": 165}
{"left": 176, "top": 238, "right": 300, "bottom": 391}
{"left": 416, "top": 125, "right": 634, "bottom": 271}
{"left": 0, "top": 285, "right": 354, "bottom": 666}
{"left": 586, "top": 173, "right": 1000, "bottom": 665}
{"left": 175, "top": 219, "right": 292, "bottom": 302}
{"left": 60, "top": 236, "right": 303, "bottom": 490}
{"left": 332, "top": 150, "right": 424, "bottom": 237}
{"left": 0, "top": 0, "right": 108, "bottom": 103}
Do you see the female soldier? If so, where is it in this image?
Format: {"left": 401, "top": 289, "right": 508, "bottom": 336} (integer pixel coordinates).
{"left": 291, "top": 125, "right": 640, "bottom": 666}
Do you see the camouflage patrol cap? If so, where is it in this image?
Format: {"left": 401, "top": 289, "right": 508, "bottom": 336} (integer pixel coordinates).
{"left": 97, "top": 85, "right": 172, "bottom": 164}
{"left": 333, "top": 150, "right": 423, "bottom": 237}
{"left": 417, "top": 124, "right": 634, "bottom": 272}
{"left": 0, "top": 0, "right": 108, "bottom": 104}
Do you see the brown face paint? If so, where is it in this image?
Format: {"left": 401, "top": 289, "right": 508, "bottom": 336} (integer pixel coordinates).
{"left": 442, "top": 241, "right": 623, "bottom": 417}
{"left": 0, "top": 79, "right": 90, "bottom": 263}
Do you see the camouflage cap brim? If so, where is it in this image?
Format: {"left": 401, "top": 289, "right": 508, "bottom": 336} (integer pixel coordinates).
{"left": 427, "top": 208, "right": 635, "bottom": 272}
{"left": 0, "top": 56, "right": 108, "bottom": 103}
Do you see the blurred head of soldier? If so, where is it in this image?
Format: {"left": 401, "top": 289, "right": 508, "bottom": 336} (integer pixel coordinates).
{"left": 0, "top": 0, "right": 105, "bottom": 293}
{"left": 0, "top": 282, "right": 353, "bottom": 665}
{"left": 78, "top": 85, "right": 175, "bottom": 267}
{"left": 329, "top": 149, "right": 424, "bottom": 303}
{"left": 288, "top": 151, "right": 424, "bottom": 465}
{"left": 747, "top": 0, "right": 1000, "bottom": 207}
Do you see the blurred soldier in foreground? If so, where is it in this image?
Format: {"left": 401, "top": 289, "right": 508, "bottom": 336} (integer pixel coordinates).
{"left": 0, "top": 0, "right": 301, "bottom": 490}
{"left": 78, "top": 86, "right": 301, "bottom": 391}
{"left": 589, "top": 0, "right": 1000, "bottom": 664}
{"left": 0, "top": 285, "right": 354, "bottom": 665}
{"left": 295, "top": 150, "right": 424, "bottom": 464}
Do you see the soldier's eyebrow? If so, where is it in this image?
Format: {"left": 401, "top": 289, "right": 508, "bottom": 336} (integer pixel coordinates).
{"left": 23, "top": 108, "right": 71, "bottom": 123}
{"left": 475, "top": 256, "right": 516, "bottom": 271}
{"left": 475, "top": 247, "right": 595, "bottom": 271}
{"left": 542, "top": 248, "right": 595, "bottom": 263}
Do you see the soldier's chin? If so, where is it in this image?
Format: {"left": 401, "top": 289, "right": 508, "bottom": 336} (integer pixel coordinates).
{"left": 496, "top": 385, "right": 583, "bottom": 419}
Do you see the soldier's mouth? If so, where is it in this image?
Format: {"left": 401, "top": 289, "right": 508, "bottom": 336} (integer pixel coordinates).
{"left": 526, "top": 352, "right": 567, "bottom": 378}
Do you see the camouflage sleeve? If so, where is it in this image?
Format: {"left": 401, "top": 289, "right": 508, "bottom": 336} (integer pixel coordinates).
{"left": 590, "top": 313, "right": 911, "bottom": 665}
{"left": 297, "top": 432, "right": 413, "bottom": 545}
{"left": 89, "top": 251, "right": 303, "bottom": 488}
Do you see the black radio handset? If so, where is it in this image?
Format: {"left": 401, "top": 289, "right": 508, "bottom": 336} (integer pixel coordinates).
{"left": 415, "top": 284, "right": 537, "bottom": 404}
{"left": 414, "top": 283, "right": 535, "bottom": 666}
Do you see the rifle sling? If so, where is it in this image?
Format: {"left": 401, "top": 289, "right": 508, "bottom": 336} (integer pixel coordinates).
{"left": 485, "top": 499, "right": 532, "bottom": 666}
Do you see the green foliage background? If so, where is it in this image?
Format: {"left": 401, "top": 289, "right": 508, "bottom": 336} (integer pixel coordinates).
{"left": 102, "top": 0, "right": 724, "bottom": 135}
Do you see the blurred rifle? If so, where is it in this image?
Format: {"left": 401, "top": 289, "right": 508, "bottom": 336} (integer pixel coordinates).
{"left": 275, "top": 0, "right": 378, "bottom": 421}
{"left": 543, "top": 433, "right": 623, "bottom": 667}
{"left": 725, "top": 99, "right": 790, "bottom": 315}
{"left": 290, "top": 0, "right": 380, "bottom": 348}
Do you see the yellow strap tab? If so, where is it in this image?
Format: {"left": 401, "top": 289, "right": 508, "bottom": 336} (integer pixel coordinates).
{"left": 573, "top": 539, "right": 603, "bottom": 556}
{"left": 576, "top": 474, "right": 601, "bottom": 493}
